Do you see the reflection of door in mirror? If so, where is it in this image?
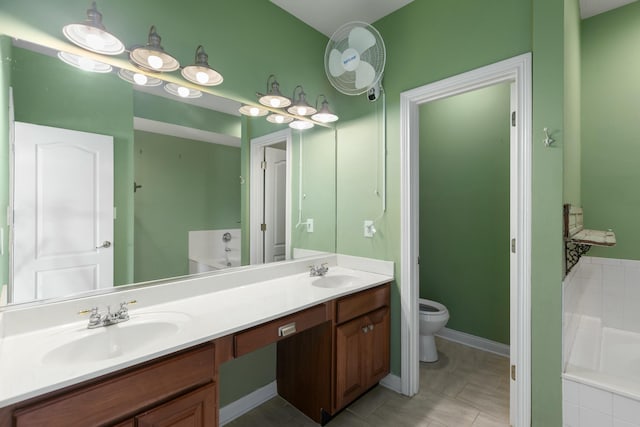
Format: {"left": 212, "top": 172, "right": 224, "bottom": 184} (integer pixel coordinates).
{"left": 12, "top": 122, "right": 114, "bottom": 303}
{"left": 263, "top": 146, "right": 287, "bottom": 263}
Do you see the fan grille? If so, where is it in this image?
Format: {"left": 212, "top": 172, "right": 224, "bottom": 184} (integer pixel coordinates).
{"left": 324, "top": 22, "right": 386, "bottom": 96}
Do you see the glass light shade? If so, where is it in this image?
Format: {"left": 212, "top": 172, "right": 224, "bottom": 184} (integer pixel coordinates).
{"left": 164, "top": 82, "right": 202, "bottom": 98}
{"left": 117, "top": 68, "right": 162, "bottom": 87}
{"left": 239, "top": 105, "right": 269, "bottom": 117}
{"left": 287, "top": 87, "right": 317, "bottom": 116}
{"left": 62, "top": 2, "right": 124, "bottom": 55}
{"left": 57, "top": 51, "right": 112, "bottom": 73}
{"left": 266, "top": 113, "right": 294, "bottom": 124}
{"left": 130, "top": 26, "right": 180, "bottom": 72}
{"left": 311, "top": 99, "right": 338, "bottom": 123}
{"left": 258, "top": 77, "right": 290, "bottom": 108}
{"left": 289, "top": 120, "right": 314, "bottom": 130}
{"left": 182, "top": 46, "right": 223, "bottom": 86}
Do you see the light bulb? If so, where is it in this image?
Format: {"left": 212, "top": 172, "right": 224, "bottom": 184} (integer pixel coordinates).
{"left": 78, "top": 56, "right": 96, "bottom": 71}
{"left": 275, "top": 115, "right": 284, "bottom": 123}
{"left": 177, "top": 86, "right": 190, "bottom": 98}
{"left": 133, "top": 73, "right": 148, "bottom": 85}
{"left": 147, "top": 55, "right": 163, "bottom": 69}
{"left": 297, "top": 106, "right": 307, "bottom": 116}
{"left": 85, "top": 33, "right": 105, "bottom": 50}
{"left": 196, "top": 71, "right": 209, "bottom": 84}
{"left": 270, "top": 98, "right": 281, "bottom": 108}
{"left": 249, "top": 107, "right": 260, "bottom": 116}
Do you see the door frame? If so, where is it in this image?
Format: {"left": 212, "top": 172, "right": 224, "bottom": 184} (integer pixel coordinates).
{"left": 399, "top": 53, "right": 531, "bottom": 426}
{"left": 249, "top": 129, "right": 293, "bottom": 264}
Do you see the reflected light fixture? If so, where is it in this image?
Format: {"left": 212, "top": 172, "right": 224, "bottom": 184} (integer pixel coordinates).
{"left": 289, "top": 120, "right": 314, "bottom": 130}
{"left": 258, "top": 75, "right": 291, "bottom": 108}
{"left": 266, "top": 113, "right": 294, "bottom": 124}
{"left": 164, "top": 82, "right": 202, "bottom": 98}
{"left": 239, "top": 104, "right": 269, "bottom": 117}
{"left": 311, "top": 95, "right": 339, "bottom": 123}
{"left": 182, "top": 45, "right": 223, "bottom": 86}
{"left": 62, "top": 1, "right": 125, "bottom": 55}
{"left": 117, "top": 68, "right": 162, "bottom": 87}
{"left": 57, "top": 51, "right": 113, "bottom": 73}
{"left": 130, "top": 26, "right": 180, "bottom": 72}
{"left": 287, "top": 85, "right": 316, "bottom": 116}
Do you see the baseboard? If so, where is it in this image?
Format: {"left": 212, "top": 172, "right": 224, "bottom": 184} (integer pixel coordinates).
{"left": 379, "top": 373, "right": 402, "bottom": 393}
{"left": 219, "top": 381, "right": 277, "bottom": 426}
{"left": 437, "top": 327, "right": 510, "bottom": 357}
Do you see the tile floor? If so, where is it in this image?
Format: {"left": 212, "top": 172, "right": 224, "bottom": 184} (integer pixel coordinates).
{"left": 226, "top": 337, "right": 510, "bottom": 426}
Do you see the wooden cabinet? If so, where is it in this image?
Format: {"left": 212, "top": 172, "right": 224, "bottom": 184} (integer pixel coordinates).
{"left": 9, "top": 343, "right": 216, "bottom": 427}
{"left": 276, "top": 283, "right": 391, "bottom": 424}
{"left": 335, "top": 290, "right": 390, "bottom": 410}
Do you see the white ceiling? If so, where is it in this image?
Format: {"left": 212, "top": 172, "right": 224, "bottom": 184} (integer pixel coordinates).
{"left": 580, "top": 0, "right": 637, "bottom": 18}
{"left": 269, "top": 0, "right": 414, "bottom": 37}
{"left": 271, "top": 0, "right": 637, "bottom": 37}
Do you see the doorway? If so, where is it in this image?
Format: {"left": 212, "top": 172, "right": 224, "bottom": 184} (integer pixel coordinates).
{"left": 399, "top": 54, "right": 532, "bottom": 426}
{"left": 250, "top": 129, "right": 292, "bottom": 264}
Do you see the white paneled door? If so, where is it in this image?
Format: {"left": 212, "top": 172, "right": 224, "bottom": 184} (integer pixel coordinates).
{"left": 264, "top": 146, "right": 287, "bottom": 263}
{"left": 12, "top": 122, "right": 114, "bottom": 303}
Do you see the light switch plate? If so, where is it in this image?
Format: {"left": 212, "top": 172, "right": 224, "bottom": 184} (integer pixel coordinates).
{"left": 306, "top": 218, "right": 314, "bottom": 233}
{"left": 364, "top": 220, "right": 374, "bottom": 237}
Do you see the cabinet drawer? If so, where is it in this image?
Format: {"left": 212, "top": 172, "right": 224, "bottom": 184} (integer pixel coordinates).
{"left": 14, "top": 343, "right": 215, "bottom": 426}
{"left": 234, "top": 304, "right": 327, "bottom": 357}
{"left": 336, "top": 284, "right": 390, "bottom": 325}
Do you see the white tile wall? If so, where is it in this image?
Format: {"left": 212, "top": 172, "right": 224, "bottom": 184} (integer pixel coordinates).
{"left": 563, "top": 379, "right": 640, "bottom": 427}
{"left": 563, "top": 256, "right": 640, "bottom": 427}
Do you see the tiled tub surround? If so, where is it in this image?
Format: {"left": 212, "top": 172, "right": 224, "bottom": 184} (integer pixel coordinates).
{"left": 0, "top": 254, "right": 393, "bottom": 408}
{"left": 563, "top": 257, "right": 640, "bottom": 427}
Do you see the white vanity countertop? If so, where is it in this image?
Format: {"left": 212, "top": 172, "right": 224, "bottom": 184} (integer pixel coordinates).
{"left": 0, "top": 254, "right": 393, "bottom": 408}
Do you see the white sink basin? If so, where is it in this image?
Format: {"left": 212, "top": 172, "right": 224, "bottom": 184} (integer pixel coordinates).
{"left": 311, "top": 274, "right": 357, "bottom": 288}
{"left": 42, "top": 312, "right": 191, "bottom": 365}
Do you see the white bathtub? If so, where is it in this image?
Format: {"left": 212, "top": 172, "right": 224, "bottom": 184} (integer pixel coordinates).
{"left": 563, "top": 314, "right": 640, "bottom": 426}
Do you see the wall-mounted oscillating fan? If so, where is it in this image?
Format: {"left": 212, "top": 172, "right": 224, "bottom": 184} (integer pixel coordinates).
{"left": 324, "top": 21, "right": 386, "bottom": 98}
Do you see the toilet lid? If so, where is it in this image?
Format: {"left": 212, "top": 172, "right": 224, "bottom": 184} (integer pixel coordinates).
{"left": 419, "top": 303, "right": 440, "bottom": 313}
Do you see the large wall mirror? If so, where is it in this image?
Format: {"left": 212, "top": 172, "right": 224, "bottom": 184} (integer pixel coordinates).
{"left": 0, "top": 36, "right": 337, "bottom": 307}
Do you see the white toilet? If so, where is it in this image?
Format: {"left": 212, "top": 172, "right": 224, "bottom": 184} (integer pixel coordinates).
{"left": 418, "top": 298, "right": 450, "bottom": 362}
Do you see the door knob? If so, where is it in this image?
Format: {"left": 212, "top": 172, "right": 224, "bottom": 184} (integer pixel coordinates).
{"left": 96, "top": 241, "right": 111, "bottom": 249}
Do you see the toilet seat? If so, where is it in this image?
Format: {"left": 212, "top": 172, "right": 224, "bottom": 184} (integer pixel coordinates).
{"left": 418, "top": 298, "right": 448, "bottom": 315}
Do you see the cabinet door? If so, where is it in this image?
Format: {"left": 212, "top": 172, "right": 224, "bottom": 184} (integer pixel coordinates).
{"left": 136, "top": 383, "right": 216, "bottom": 427}
{"left": 335, "top": 316, "right": 367, "bottom": 410}
{"left": 364, "top": 307, "right": 390, "bottom": 385}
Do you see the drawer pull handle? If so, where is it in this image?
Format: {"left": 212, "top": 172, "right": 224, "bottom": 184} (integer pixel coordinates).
{"left": 278, "top": 322, "right": 297, "bottom": 337}
{"left": 362, "top": 326, "right": 369, "bottom": 334}
{"left": 369, "top": 324, "right": 374, "bottom": 331}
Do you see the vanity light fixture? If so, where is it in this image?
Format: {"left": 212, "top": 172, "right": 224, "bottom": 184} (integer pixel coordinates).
{"left": 258, "top": 75, "right": 291, "bottom": 108}
{"left": 163, "top": 82, "right": 202, "bottom": 98}
{"left": 311, "top": 95, "right": 339, "bottom": 123}
{"left": 238, "top": 104, "right": 269, "bottom": 117}
{"left": 267, "top": 113, "right": 294, "bottom": 124}
{"left": 117, "top": 68, "right": 163, "bottom": 87}
{"left": 130, "top": 26, "right": 180, "bottom": 72}
{"left": 182, "top": 45, "right": 223, "bottom": 86}
{"left": 57, "top": 51, "right": 113, "bottom": 73}
{"left": 287, "top": 85, "right": 316, "bottom": 116}
{"left": 289, "top": 120, "right": 314, "bottom": 130}
{"left": 62, "top": 1, "right": 125, "bottom": 55}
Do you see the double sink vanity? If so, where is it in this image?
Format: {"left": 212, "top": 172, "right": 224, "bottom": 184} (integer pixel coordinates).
{"left": 0, "top": 254, "right": 393, "bottom": 426}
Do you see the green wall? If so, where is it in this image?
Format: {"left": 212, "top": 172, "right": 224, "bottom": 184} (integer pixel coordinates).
{"left": 10, "top": 47, "right": 135, "bottom": 286}
{"left": 564, "top": 0, "right": 582, "bottom": 206}
{"left": 581, "top": 2, "right": 640, "bottom": 260}
{"left": 133, "top": 130, "right": 240, "bottom": 283}
{"left": 419, "top": 83, "right": 511, "bottom": 345}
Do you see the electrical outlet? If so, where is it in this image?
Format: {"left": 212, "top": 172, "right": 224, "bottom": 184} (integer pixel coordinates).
{"left": 306, "top": 218, "right": 314, "bottom": 233}
{"left": 364, "top": 220, "right": 375, "bottom": 238}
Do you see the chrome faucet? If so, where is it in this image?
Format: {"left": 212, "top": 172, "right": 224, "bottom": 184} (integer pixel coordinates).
{"left": 309, "top": 263, "right": 329, "bottom": 277}
{"left": 79, "top": 300, "right": 137, "bottom": 329}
